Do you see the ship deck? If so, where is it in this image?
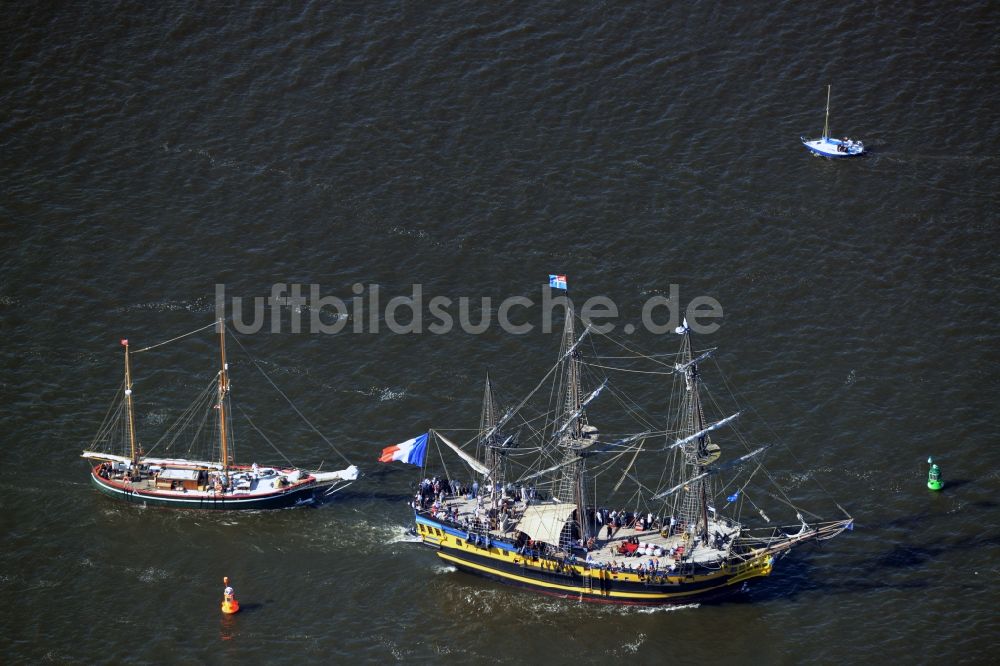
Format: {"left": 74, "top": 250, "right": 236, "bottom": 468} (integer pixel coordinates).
{"left": 427, "top": 493, "right": 741, "bottom": 568}
{"left": 92, "top": 464, "right": 312, "bottom": 499}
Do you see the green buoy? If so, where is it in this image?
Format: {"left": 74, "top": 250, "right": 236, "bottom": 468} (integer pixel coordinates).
{"left": 927, "top": 456, "right": 943, "bottom": 491}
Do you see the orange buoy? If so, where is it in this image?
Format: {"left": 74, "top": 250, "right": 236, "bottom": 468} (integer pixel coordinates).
{"left": 221, "top": 576, "right": 240, "bottom": 614}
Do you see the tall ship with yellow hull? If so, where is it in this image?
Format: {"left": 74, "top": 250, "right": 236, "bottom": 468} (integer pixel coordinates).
{"left": 406, "top": 298, "right": 851, "bottom": 605}
{"left": 82, "top": 320, "right": 358, "bottom": 510}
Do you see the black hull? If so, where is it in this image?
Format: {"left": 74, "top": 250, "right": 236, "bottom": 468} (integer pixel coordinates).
{"left": 90, "top": 471, "right": 328, "bottom": 510}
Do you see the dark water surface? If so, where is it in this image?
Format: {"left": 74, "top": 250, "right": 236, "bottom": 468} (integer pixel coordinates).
{"left": 2, "top": 1, "right": 997, "bottom": 663}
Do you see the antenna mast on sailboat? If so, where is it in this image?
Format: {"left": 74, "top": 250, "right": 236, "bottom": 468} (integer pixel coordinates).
{"left": 823, "top": 84, "right": 831, "bottom": 140}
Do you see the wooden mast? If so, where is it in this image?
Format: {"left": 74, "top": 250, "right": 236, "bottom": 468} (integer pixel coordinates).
{"left": 480, "top": 371, "right": 500, "bottom": 503}
{"left": 122, "top": 339, "right": 138, "bottom": 469}
{"left": 823, "top": 84, "right": 831, "bottom": 140}
{"left": 684, "top": 332, "right": 711, "bottom": 541}
{"left": 567, "top": 310, "right": 589, "bottom": 544}
{"left": 217, "top": 318, "right": 231, "bottom": 474}
{"left": 555, "top": 302, "right": 589, "bottom": 544}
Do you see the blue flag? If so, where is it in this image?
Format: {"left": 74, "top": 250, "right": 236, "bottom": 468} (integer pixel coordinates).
{"left": 549, "top": 274, "right": 568, "bottom": 290}
{"left": 726, "top": 490, "right": 740, "bottom": 503}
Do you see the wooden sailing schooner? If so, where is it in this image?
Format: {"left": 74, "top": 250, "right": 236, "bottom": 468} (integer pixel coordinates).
{"left": 408, "top": 293, "right": 852, "bottom": 604}
{"left": 82, "top": 319, "right": 358, "bottom": 509}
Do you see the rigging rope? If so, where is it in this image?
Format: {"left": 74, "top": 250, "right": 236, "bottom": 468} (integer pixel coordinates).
{"left": 235, "top": 404, "right": 297, "bottom": 469}
{"left": 711, "top": 358, "right": 845, "bottom": 516}
{"left": 149, "top": 377, "right": 217, "bottom": 458}
{"left": 131, "top": 322, "right": 218, "bottom": 354}
{"left": 88, "top": 379, "right": 126, "bottom": 450}
{"left": 583, "top": 362, "right": 675, "bottom": 375}
{"left": 228, "top": 328, "right": 353, "bottom": 466}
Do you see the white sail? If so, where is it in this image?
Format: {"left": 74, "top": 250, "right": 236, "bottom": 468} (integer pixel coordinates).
{"left": 515, "top": 502, "right": 577, "bottom": 545}
{"left": 433, "top": 431, "right": 491, "bottom": 477}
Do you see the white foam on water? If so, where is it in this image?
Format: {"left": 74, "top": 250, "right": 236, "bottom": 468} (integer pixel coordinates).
{"left": 129, "top": 566, "right": 171, "bottom": 583}
{"left": 303, "top": 518, "right": 421, "bottom": 554}
{"left": 632, "top": 602, "right": 700, "bottom": 614}
{"left": 141, "top": 410, "right": 168, "bottom": 425}
{"left": 378, "top": 387, "right": 406, "bottom": 401}
{"left": 116, "top": 297, "right": 213, "bottom": 313}
{"left": 388, "top": 225, "right": 430, "bottom": 239}
{"left": 385, "top": 524, "right": 421, "bottom": 544}
{"left": 618, "top": 632, "right": 646, "bottom": 654}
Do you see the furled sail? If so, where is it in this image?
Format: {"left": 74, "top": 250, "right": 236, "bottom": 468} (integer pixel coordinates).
{"left": 668, "top": 411, "right": 741, "bottom": 450}
{"left": 82, "top": 450, "right": 225, "bottom": 470}
{"left": 650, "top": 445, "right": 769, "bottom": 500}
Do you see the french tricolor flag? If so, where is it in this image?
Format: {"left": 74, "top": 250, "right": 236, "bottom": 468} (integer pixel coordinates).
{"left": 379, "top": 433, "right": 429, "bottom": 466}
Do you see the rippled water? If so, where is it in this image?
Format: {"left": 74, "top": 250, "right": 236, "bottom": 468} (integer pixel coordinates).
{"left": 1, "top": 1, "right": 997, "bottom": 663}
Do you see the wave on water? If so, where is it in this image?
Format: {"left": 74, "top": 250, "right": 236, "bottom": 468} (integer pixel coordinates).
{"left": 378, "top": 388, "right": 406, "bottom": 401}
{"left": 355, "top": 386, "right": 407, "bottom": 401}
{"left": 609, "top": 632, "right": 646, "bottom": 656}
{"left": 443, "top": 584, "right": 701, "bottom": 618}
{"left": 141, "top": 410, "right": 169, "bottom": 425}
{"left": 297, "top": 517, "right": 420, "bottom": 553}
{"left": 632, "top": 602, "right": 700, "bottom": 614}
{"left": 387, "top": 225, "right": 430, "bottom": 240}
{"left": 127, "top": 566, "right": 171, "bottom": 583}
{"left": 115, "top": 297, "right": 214, "bottom": 313}
{"left": 432, "top": 564, "right": 457, "bottom": 574}
{"left": 162, "top": 142, "right": 308, "bottom": 187}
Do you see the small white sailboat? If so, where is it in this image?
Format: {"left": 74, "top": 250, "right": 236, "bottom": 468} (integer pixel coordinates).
{"left": 801, "top": 85, "right": 864, "bottom": 158}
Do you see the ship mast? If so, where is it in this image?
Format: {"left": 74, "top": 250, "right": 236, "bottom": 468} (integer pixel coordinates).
{"left": 823, "top": 84, "right": 831, "bottom": 140}
{"left": 676, "top": 322, "right": 716, "bottom": 541}
{"left": 479, "top": 371, "right": 502, "bottom": 503}
{"left": 122, "top": 339, "right": 138, "bottom": 469}
{"left": 216, "top": 318, "right": 231, "bottom": 473}
{"left": 554, "top": 304, "right": 592, "bottom": 549}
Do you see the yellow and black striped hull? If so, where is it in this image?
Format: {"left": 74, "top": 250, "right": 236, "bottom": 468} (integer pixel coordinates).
{"left": 416, "top": 514, "right": 774, "bottom": 605}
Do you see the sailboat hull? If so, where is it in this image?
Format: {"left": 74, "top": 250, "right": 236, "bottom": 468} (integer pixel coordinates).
{"left": 88, "top": 467, "right": 334, "bottom": 510}
{"left": 416, "top": 512, "right": 773, "bottom": 605}
{"left": 801, "top": 136, "right": 864, "bottom": 158}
